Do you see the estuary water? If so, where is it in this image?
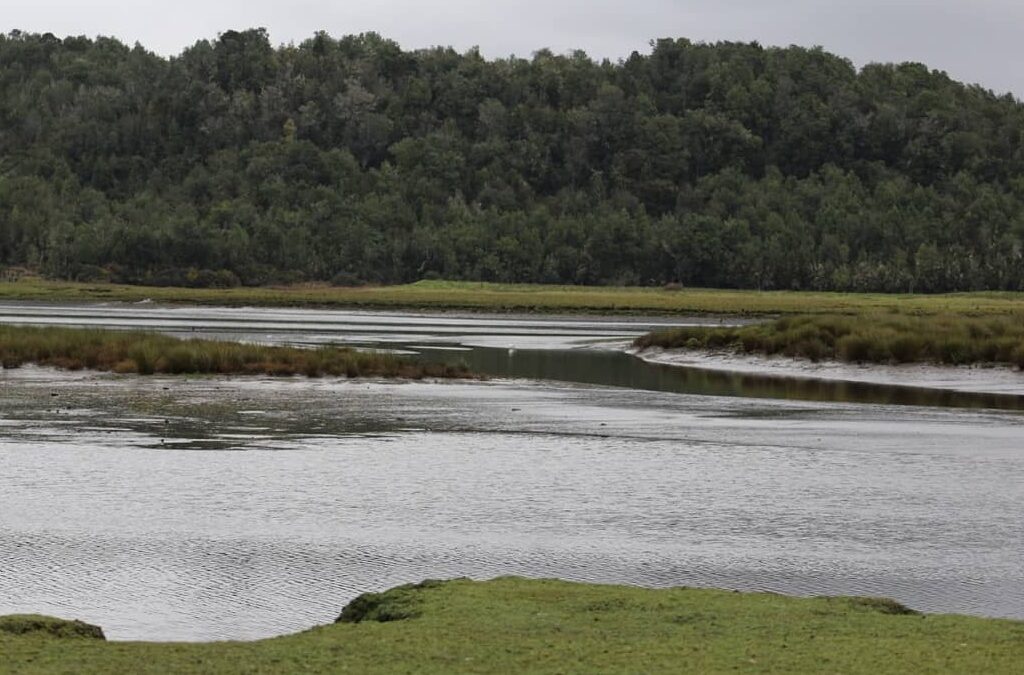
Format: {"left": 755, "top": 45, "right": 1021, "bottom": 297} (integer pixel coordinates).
{"left": 0, "top": 302, "right": 1022, "bottom": 640}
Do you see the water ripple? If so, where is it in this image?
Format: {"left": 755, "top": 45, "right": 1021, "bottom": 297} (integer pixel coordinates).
{"left": 1, "top": 369, "right": 1022, "bottom": 640}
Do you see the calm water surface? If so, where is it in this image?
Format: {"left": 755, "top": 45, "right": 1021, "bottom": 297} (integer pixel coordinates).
{"left": 0, "top": 303, "right": 1022, "bottom": 640}
{"left": 4, "top": 301, "right": 1022, "bottom": 409}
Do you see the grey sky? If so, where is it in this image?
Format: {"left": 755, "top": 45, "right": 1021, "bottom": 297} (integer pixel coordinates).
{"left": 6, "top": 1, "right": 1024, "bottom": 97}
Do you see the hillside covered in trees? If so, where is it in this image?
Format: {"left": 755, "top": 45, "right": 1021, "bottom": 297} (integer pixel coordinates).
{"left": 2, "top": 29, "right": 1024, "bottom": 292}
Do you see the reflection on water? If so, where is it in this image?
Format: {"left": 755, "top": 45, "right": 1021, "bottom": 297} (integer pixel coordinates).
{"left": 411, "top": 345, "right": 1024, "bottom": 412}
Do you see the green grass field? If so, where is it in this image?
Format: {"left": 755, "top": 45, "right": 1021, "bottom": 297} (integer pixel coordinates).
{"left": 0, "top": 325, "right": 471, "bottom": 379}
{"left": 3, "top": 278, "right": 1024, "bottom": 315}
{"left": 2, "top": 578, "right": 1022, "bottom": 674}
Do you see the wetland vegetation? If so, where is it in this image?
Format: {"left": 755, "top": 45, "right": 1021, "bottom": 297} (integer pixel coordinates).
{"left": 0, "top": 325, "right": 471, "bottom": 379}
{"left": 2, "top": 578, "right": 1022, "bottom": 674}
{"left": 636, "top": 312, "right": 1024, "bottom": 367}
{"left": 4, "top": 278, "right": 1024, "bottom": 316}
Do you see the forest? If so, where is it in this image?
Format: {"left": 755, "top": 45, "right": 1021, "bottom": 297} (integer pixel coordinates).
{"left": 1, "top": 28, "right": 1024, "bottom": 292}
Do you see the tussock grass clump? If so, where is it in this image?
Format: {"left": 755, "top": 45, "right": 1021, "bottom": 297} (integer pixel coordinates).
{"left": 336, "top": 580, "right": 446, "bottom": 624}
{"left": 0, "top": 615, "right": 105, "bottom": 640}
{"left": 0, "top": 325, "right": 472, "bottom": 379}
{"left": 636, "top": 313, "right": 1024, "bottom": 368}
{"left": 844, "top": 597, "right": 921, "bottom": 616}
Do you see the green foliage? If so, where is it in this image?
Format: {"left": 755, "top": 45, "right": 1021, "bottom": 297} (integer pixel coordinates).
{"left": 0, "top": 325, "right": 472, "bottom": 379}
{"left": 2, "top": 578, "right": 1024, "bottom": 673}
{"left": 1, "top": 31, "right": 1024, "bottom": 291}
{"left": 636, "top": 313, "right": 1024, "bottom": 367}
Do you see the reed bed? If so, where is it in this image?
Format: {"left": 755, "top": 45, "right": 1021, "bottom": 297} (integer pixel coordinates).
{"left": 0, "top": 325, "right": 471, "bottom": 379}
{"left": 636, "top": 313, "right": 1024, "bottom": 368}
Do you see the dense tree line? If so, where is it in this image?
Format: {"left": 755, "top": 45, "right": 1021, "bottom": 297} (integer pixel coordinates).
{"left": 1, "top": 29, "right": 1024, "bottom": 291}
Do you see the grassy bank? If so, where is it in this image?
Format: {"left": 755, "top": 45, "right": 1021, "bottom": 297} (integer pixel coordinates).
{"left": 0, "top": 325, "right": 470, "bottom": 379}
{"left": 636, "top": 313, "right": 1024, "bottom": 367}
{"left": 2, "top": 578, "right": 1022, "bottom": 674}
{"left": 3, "top": 278, "right": 1024, "bottom": 315}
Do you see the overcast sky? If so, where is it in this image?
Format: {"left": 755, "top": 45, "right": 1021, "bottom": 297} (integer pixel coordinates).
{"left": 5, "top": 1, "right": 1023, "bottom": 97}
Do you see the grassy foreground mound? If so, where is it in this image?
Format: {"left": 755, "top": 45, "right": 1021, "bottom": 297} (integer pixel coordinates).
{"left": 637, "top": 313, "right": 1024, "bottom": 368}
{"left": 2, "top": 578, "right": 1023, "bottom": 674}
{"left": 4, "top": 278, "right": 1024, "bottom": 315}
{"left": 0, "top": 615, "right": 105, "bottom": 640}
{"left": 0, "top": 325, "right": 470, "bottom": 379}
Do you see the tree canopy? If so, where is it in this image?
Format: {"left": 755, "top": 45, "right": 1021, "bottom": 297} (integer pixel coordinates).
{"left": 2, "top": 29, "right": 1023, "bottom": 291}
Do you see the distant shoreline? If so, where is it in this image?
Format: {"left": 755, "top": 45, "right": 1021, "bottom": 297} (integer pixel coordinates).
{"left": 3, "top": 278, "right": 1024, "bottom": 316}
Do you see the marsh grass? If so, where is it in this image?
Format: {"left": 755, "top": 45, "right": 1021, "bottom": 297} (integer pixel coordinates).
{"left": 4, "top": 278, "right": 1024, "bottom": 316}
{"left": 636, "top": 313, "right": 1024, "bottom": 367}
{"left": 0, "top": 325, "right": 471, "bottom": 379}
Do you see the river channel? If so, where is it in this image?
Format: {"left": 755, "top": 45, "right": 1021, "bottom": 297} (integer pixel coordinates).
{"left": 0, "top": 302, "right": 1022, "bottom": 640}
